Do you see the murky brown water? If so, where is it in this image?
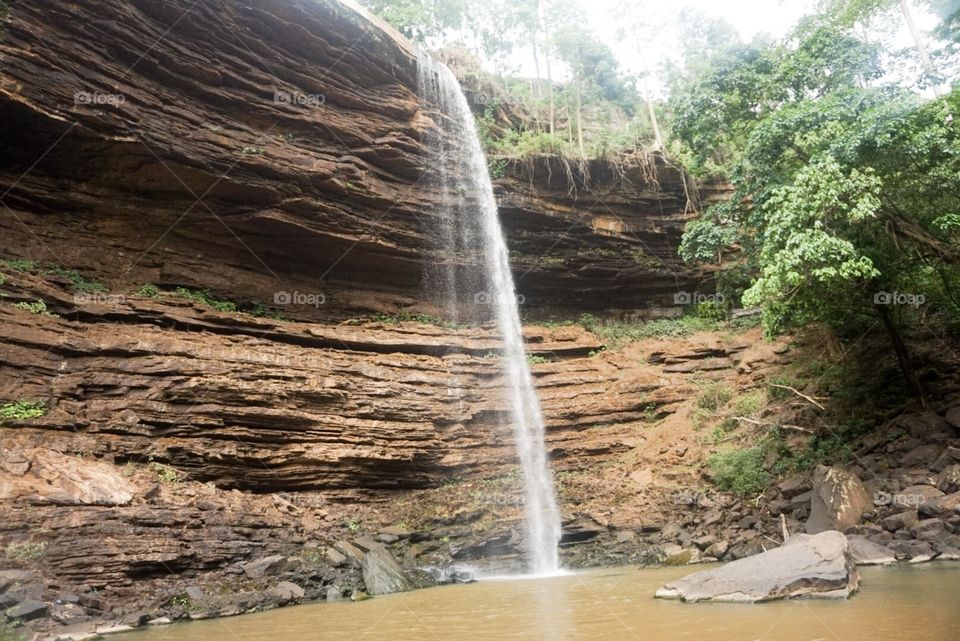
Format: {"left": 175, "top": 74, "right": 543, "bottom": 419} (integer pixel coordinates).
{"left": 124, "top": 563, "right": 960, "bottom": 641}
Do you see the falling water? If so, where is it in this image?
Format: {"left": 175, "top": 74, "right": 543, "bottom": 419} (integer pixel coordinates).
{"left": 417, "top": 51, "right": 562, "bottom": 576}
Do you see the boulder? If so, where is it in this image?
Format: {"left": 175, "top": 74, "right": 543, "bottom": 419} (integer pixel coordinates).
{"left": 911, "top": 518, "right": 946, "bottom": 541}
{"left": 655, "top": 531, "right": 859, "bottom": 603}
{"left": 845, "top": 535, "right": 896, "bottom": 565}
{"left": 241, "top": 555, "right": 286, "bottom": 579}
{"left": 806, "top": 466, "right": 870, "bottom": 534}
{"left": 705, "top": 540, "right": 729, "bottom": 559}
{"left": 267, "top": 581, "right": 305, "bottom": 603}
{"left": 325, "top": 547, "right": 348, "bottom": 568}
{"left": 777, "top": 476, "right": 812, "bottom": 499}
{"left": 881, "top": 510, "right": 918, "bottom": 532}
{"left": 360, "top": 545, "right": 415, "bottom": 596}
{"left": 6, "top": 598, "right": 49, "bottom": 621}
{"left": 919, "top": 492, "right": 960, "bottom": 517}
{"left": 937, "top": 465, "right": 960, "bottom": 494}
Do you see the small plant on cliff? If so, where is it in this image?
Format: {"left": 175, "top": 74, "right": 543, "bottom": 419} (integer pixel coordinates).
{"left": 135, "top": 283, "right": 161, "bottom": 298}
{"left": 240, "top": 145, "right": 265, "bottom": 155}
{"left": 5, "top": 541, "right": 46, "bottom": 562}
{"left": 44, "top": 266, "right": 107, "bottom": 293}
{"left": 346, "top": 518, "right": 361, "bottom": 532}
{"left": 708, "top": 446, "right": 768, "bottom": 495}
{"left": 0, "top": 400, "right": 46, "bottom": 422}
{"left": 13, "top": 299, "right": 54, "bottom": 316}
{"left": 174, "top": 287, "right": 237, "bottom": 313}
{"left": 1, "top": 259, "right": 39, "bottom": 273}
{"left": 526, "top": 354, "right": 549, "bottom": 365}
{"left": 150, "top": 461, "right": 181, "bottom": 484}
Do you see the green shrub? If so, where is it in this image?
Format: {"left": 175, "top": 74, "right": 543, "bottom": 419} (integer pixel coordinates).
{"left": 0, "top": 400, "right": 46, "bottom": 422}
{"left": 174, "top": 287, "right": 237, "bottom": 313}
{"left": 696, "top": 382, "right": 734, "bottom": 411}
{"left": 150, "top": 461, "right": 181, "bottom": 484}
{"left": 13, "top": 299, "right": 51, "bottom": 315}
{"left": 696, "top": 300, "right": 727, "bottom": 320}
{"left": 5, "top": 541, "right": 45, "bottom": 562}
{"left": 135, "top": 284, "right": 161, "bottom": 298}
{"left": 44, "top": 267, "right": 107, "bottom": 293}
{"left": 526, "top": 354, "right": 549, "bottom": 365}
{"left": 1, "top": 259, "right": 39, "bottom": 272}
{"left": 708, "top": 447, "right": 769, "bottom": 494}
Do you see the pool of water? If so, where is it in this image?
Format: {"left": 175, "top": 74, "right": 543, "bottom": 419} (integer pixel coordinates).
{"left": 123, "top": 563, "right": 960, "bottom": 641}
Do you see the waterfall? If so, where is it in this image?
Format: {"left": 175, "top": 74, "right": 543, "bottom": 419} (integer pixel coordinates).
{"left": 417, "top": 51, "right": 562, "bottom": 576}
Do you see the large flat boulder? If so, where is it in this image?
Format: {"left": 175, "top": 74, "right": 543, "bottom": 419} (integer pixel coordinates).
{"left": 806, "top": 466, "right": 870, "bottom": 534}
{"left": 655, "top": 531, "right": 860, "bottom": 603}
{"left": 359, "top": 544, "right": 416, "bottom": 596}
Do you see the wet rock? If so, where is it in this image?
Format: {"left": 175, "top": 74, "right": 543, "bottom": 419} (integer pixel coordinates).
{"left": 889, "top": 539, "right": 934, "bottom": 562}
{"left": 806, "top": 466, "right": 870, "bottom": 534}
{"left": 845, "top": 535, "right": 896, "bottom": 565}
{"left": 655, "top": 531, "right": 859, "bottom": 603}
{"left": 326, "top": 586, "right": 344, "bottom": 602}
{"left": 267, "top": 581, "right": 305, "bottom": 603}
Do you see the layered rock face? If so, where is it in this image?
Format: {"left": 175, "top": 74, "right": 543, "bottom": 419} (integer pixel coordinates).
{"left": 497, "top": 155, "right": 724, "bottom": 316}
{"left": 0, "top": 0, "right": 711, "bottom": 321}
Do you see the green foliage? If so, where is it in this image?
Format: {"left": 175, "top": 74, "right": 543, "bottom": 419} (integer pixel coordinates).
{"left": 346, "top": 518, "right": 362, "bottom": 532}
{"left": 708, "top": 446, "right": 769, "bottom": 494}
{"left": 696, "top": 383, "right": 734, "bottom": 412}
{"left": 174, "top": 287, "right": 237, "bottom": 313}
{"left": 44, "top": 266, "right": 107, "bottom": 293}
{"left": 1, "top": 259, "right": 38, "bottom": 272}
{"left": 0, "top": 400, "right": 46, "bottom": 422}
{"left": 135, "top": 284, "right": 161, "bottom": 298}
{"left": 13, "top": 299, "right": 51, "bottom": 315}
{"left": 150, "top": 461, "right": 181, "bottom": 484}
{"left": 673, "top": 8, "right": 960, "bottom": 356}
{"left": 5, "top": 540, "right": 46, "bottom": 562}
{"left": 0, "top": 619, "right": 27, "bottom": 641}
{"left": 578, "top": 313, "right": 722, "bottom": 349}
{"left": 372, "top": 311, "right": 469, "bottom": 329}
{"left": 526, "top": 354, "right": 549, "bottom": 365}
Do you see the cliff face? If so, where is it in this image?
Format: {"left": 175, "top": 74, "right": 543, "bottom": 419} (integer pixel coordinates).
{"left": 0, "top": 0, "right": 712, "bottom": 321}
{"left": 0, "top": 0, "right": 723, "bottom": 635}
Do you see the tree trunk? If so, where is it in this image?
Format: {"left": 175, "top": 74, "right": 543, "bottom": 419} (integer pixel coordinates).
{"left": 877, "top": 304, "right": 927, "bottom": 407}
{"left": 646, "top": 98, "right": 664, "bottom": 151}
{"left": 575, "top": 76, "right": 585, "bottom": 156}
{"left": 538, "top": 0, "right": 555, "bottom": 136}
{"left": 898, "top": 0, "right": 940, "bottom": 93}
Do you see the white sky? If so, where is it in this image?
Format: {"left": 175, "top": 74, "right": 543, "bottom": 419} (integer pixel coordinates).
{"left": 498, "top": 0, "right": 942, "bottom": 96}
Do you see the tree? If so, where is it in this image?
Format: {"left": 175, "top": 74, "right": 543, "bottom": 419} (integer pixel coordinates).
{"left": 674, "top": 15, "right": 960, "bottom": 403}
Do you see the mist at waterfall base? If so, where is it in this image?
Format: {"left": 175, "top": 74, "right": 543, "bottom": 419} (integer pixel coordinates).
{"left": 417, "top": 50, "right": 563, "bottom": 578}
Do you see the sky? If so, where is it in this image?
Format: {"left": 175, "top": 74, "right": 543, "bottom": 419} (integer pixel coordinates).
{"left": 500, "top": 0, "right": 942, "bottom": 97}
